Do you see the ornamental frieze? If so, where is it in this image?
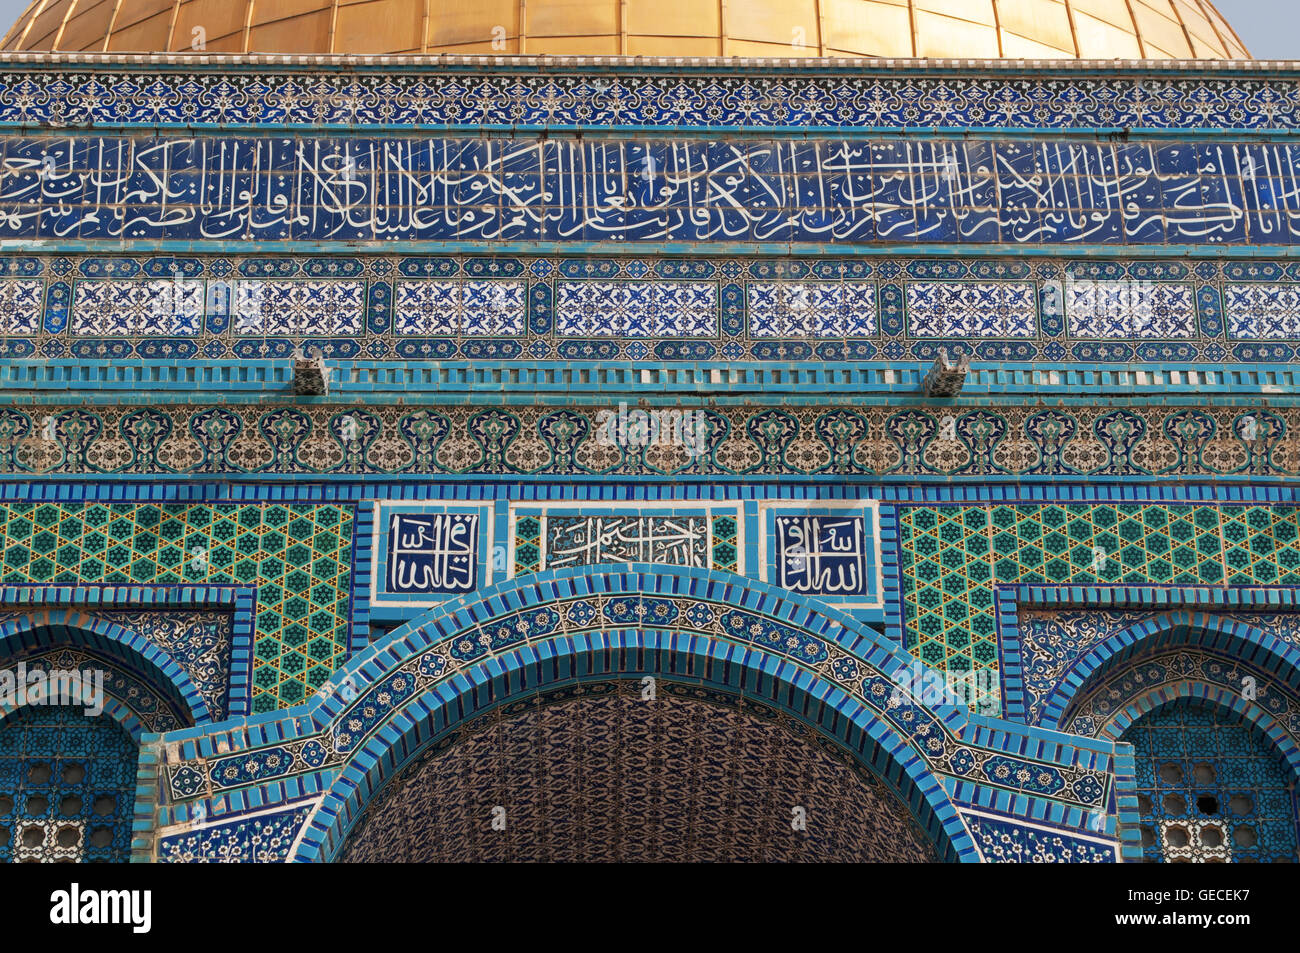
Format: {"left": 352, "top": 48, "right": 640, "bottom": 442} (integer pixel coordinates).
{"left": 0, "top": 403, "right": 1292, "bottom": 478}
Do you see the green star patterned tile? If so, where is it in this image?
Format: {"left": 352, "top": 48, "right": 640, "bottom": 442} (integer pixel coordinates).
{"left": 0, "top": 502, "right": 353, "bottom": 712}
{"left": 896, "top": 503, "right": 1288, "bottom": 710}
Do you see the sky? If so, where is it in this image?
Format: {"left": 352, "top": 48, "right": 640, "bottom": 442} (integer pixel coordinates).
{"left": 0, "top": 0, "right": 1291, "bottom": 59}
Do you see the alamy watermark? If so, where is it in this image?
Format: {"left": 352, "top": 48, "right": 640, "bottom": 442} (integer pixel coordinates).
{"left": 0, "top": 663, "right": 105, "bottom": 717}
{"left": 150, "top": 271, "right": 270, "bottom": 332}
{"left": 1043, "top": 274, "right": 1174, "bottom": 335}
{"left": 889, "top": 659, "right": 999, "bottom": 717}
{"left": 594, "top": 403, "right": 709, "bottom": 459}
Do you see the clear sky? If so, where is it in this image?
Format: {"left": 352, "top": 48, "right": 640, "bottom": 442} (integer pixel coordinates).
{"left": 0, "top": 0, "right": 1291, "bottom": 59}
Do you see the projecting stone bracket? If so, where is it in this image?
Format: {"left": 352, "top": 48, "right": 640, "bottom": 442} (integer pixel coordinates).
{"left": 292, "top": 348, "right": 330, "bottom": 396}
{"left": 922, "top": 349, "right": 971, "bottom": 397}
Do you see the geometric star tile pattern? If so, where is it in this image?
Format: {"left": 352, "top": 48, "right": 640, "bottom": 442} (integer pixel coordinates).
{"left": 899, "top": 504, "right": 1300, "bottom": 701}
{"left": 0, "top": 503, "right": 353, "bottom": 712}
{"left": 993, "top": 504, "right": 1224, "bottom": 587}
{"left": 898, "top": 506, "right": 994, "bottom": 677}
{"left": 1222, "top": 505, "right": 1300, "bottom": 585}
{"left": 0, "top": 499, "right": 1291, "bottom": 715}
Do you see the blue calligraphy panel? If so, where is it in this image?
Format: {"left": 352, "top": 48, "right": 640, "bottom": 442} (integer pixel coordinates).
{"left": 386, "top": 513, "right": 478, "bottom": 595}
{"left": 761, "top": 504, "right": 883, "bottom": 615}
{"left": 774, "top": 516, "right": 870, "bottom": 597}
{"left": 5, "top": 135, "right": 1300, "bottom": 247}
{"left": 545, "top": 515, "right": 709, "bottom": 569}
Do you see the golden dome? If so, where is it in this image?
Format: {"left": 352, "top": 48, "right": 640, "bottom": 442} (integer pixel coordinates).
{"left": 1, "top": 0, "right": 1250, "bottom": 60}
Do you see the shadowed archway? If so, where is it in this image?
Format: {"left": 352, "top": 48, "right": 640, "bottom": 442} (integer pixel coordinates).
{"left": 338, "top": 680, "right": 940, "bottom": 862}
{"left": 291, "top": 567, "right": 982, "bottom": 862}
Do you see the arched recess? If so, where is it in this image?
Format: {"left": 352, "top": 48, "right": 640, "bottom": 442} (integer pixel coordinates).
{"left": 1046, "top": 614, "right": 1300, "bottom": 863}
{"left": 0, "top": 609, "right": 205, "bottom": 738}
{"left": 1041, "top": 611, "right": 1300, "bottom": 733}
{"left": 339, "top": 679, "right": 942, "bottom": 862}
{"left": 291, "top": 567, "right": 979, "bottom": 863}
{"left": 1076, "top": 681, "right": 1300, "bottom": 775}
{"left": 0, "top": 705, "right": 140, "bottom": 862}
{"left": 1106, "top": 693, "right": 1300, "bottom": 863}
{"left": 0, "top": 610, "right": 202, "bottom": 863}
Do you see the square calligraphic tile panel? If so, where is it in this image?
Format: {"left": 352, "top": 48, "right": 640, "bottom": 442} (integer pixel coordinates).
{"left": 757, "top": 501, "right": 884, "bottom": 611}
{"left": 371, "top": 502, "right": 496, "bottom": 608}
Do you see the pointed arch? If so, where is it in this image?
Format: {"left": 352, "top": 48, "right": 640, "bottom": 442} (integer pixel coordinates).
{"left": 1041, "top": 610, "right": 1300, "bottom": 732}
{"left": 0, "top": 609, "right": 207, "bottom": 737}
{"left": 288, "top": 567, "right": 982, "bottom": 862}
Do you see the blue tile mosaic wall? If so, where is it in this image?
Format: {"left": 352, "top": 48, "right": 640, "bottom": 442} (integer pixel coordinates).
{"left": 0, "top": 65, "right": 1296, "bottom": 133}
{"left": 156, "top": 804, "right": 312, "bottom": 863}
{"left": 2, "top": 136, "right": 1298, "bottom": 247}
{"left": 0, "top": 403, "right": 1293, "bottom": 478}
{"left": 1125, "top": 701, "right": 1298, "bottom": 863}
{"left": 1016, "top": 609, "right": 1300, "bottom": 728}
{"left": 0, "top": 51, "right": 1297, "bottom": 863}
{"left": 151, "top": 564, "right": 1123, "bottom": 862}
{"left": 0, "top": 642, "right": 195, "bottom": 736}
{"left": 964, "top": 811, "right": 1117, "bottom": 863}
{"left": 3, "top": 255, "right": 1300, "bottom": 363}
{"left": 0, "top": 501, "right": 355, "bottom": 712}
{"left": 91, "top": 611, "right": 234, "bottom": 722}
{"left": 0, "top": 706, "right": 137, "bottom": 863}
{"left": 0, "top": 479, "right": 1285, "bottom": 863}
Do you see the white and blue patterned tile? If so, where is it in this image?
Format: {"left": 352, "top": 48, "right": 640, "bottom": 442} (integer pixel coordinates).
{"left": 907, "top": 281, "right": 1036, "bottom": 338}
{"left": 748, "top": 282, "right": 876, "bottom": 337}
{"left": 13, "top": 253, "right": 1300, "bottom": 363}
{"left": 1224, "top": 283, "right": 1300, "bottom": 339}
{"left": 1066, "top": 280, "right": 1196, "bottom": 338}
{"left": 0, "top": 69, "right": 1295, "bottom": 132}
{"left": 71, "top": 279, "right": 203, "bottom": 336}
{"left": 394, "top": 279, "right": 526, "bottom": 335}
{"left": 0, "top": 279, "right": 44, "bottom": 336}
{"left": 156, "top": 804, "right": 313, "bottom": 863}
{"left": 556, "top": 281, "right": 716, "bottom": 337}
{"left": 233, "top": 280, "right": 365, "bottom": 336}
{"left": 964, "top": 811, "right": 1117, "bottom": 863}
